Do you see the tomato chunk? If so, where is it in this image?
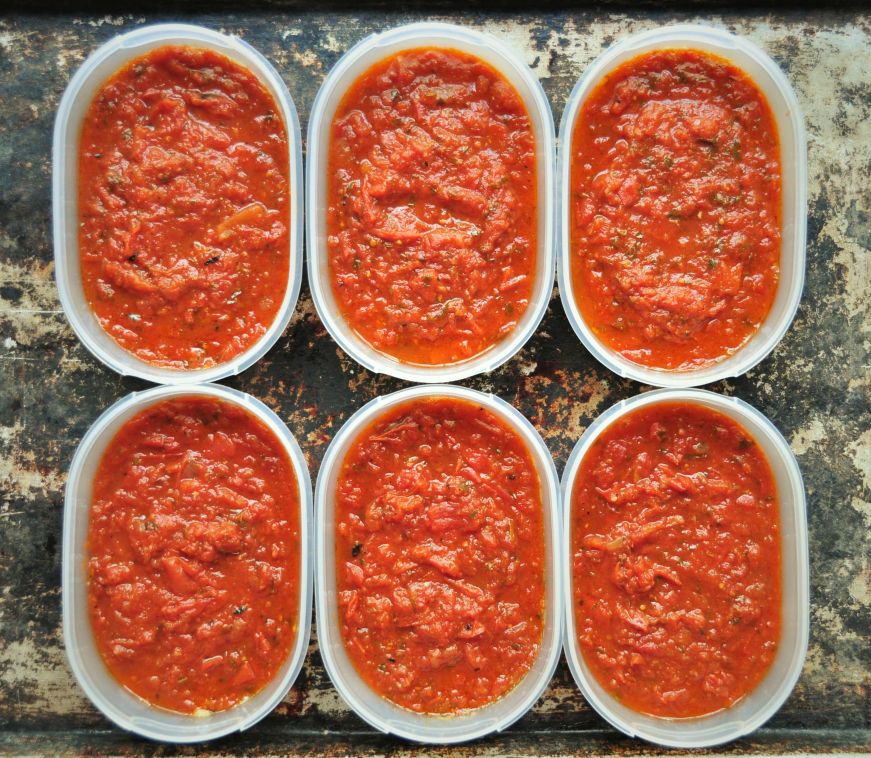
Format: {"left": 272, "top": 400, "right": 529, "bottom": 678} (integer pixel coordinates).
{"left": 78, "top": 46, "right": 290, "bottom": 369}
{"left": 570, "top": 50, "right": 781, "bottom": 370}
{"left": 571, "top": 402, "right": 781, "bottom": 717}
{"left": 336, "top": 397, "right": 545, "bottom": 713}
{"left": 87, "top": 397, "right": 300, "bottom": 714}
{"left": 327, "top": 48, "right": 537, "bottom": 365}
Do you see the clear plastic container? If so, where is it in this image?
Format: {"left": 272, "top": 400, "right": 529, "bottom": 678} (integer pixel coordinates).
{"left": 561, "top": 387, "right": 809, "bottom": 747}
{"left": 557, "top": 25, "right": 807, "bottom": 387}
{"left": 314, "top": 384, "right": 562, "bottom": 742}
{"left": 306, "top": 23, "right": 555, "bottom": 383}
{"left": 53, "top": 24, "right": 304, "bottom": 384}
{"left": 62, "top": 383, "right": 313, "bottom": 742}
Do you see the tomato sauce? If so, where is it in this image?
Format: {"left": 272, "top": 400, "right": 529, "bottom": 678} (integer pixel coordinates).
{"left": 571, "top": 402, "right": 781, "bottom": 717}
{"left": 335, "top": 397, "right": 544, "bottom": 713}
{"left": 570, "top": 50, "right": 781, "bottom": 370}
{"left": 79, "top": 46, "right": 290, "bottom": 369}
{"left": 327, "top": 48, "right": 537, "bottom": 365}
{"left": 87, "top": 396, "right": 300, "bottom": 714}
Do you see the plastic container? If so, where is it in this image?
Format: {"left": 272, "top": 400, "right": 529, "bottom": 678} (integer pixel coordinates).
{"left": 561, "top": 387, "right": 809, "bottom": 747}
{"left": 53, "top": 24, "right": 304, "bottom": 384}
{"left": 62, "top": 383, "right": 313, "bottom": 742}
{"left": 306, "top": 23, "right": 555, "bottom": 383}
{"left": 315, "top": 384, "right": 562, "bottom": 742}
{"left": 557, "top": 25, "right": 807, "bottom": 387}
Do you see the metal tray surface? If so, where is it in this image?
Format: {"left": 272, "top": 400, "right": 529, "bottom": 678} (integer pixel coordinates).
{"left": 0, "top": 6, "right": 868, "bottom": 755}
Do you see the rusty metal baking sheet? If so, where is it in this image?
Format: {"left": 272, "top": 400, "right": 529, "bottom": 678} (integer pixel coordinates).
{"left": 0, "top": 5, "right": 869, "bottom": 755}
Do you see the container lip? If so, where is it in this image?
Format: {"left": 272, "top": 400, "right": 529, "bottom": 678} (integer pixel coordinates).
{"left": 556, "top": 23, "right": 807, "bottom": 388}
{"left": 52, "top": 22, "right": 304, "bottom": 385}
{"left": 306, "top": 22, "right": 555, "bottom": 383}
{"left": 560, "top": 387, "right": 809, "bottom": 747}
{"left": 314, "top": 383, "right": 562, "bottom": 743}
{"left": 61, "top": 382, "right": 314, "bottom": 743}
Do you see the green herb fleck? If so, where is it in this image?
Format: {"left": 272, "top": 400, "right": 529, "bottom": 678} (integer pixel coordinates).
{"left": 730, "top": 140, "right": 741, "bottom": 160}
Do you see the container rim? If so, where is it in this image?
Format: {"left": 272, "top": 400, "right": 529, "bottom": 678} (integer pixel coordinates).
{"left": 61, "top": 382, "right": 314, "bottom": 742}
{"left": 560, "top": 387, "right": 809, "bottom": 747}
{"left": 52, "top": 22, "right": 304, "bottom": 385}
{"left": 556, "top": 23, "right": 807, "bottom": 388}
{"left": 306, "top": 21, "right": 556, "bottom": 383}
{"left": 314, "top": 382, "right": 563, "bottom": 743}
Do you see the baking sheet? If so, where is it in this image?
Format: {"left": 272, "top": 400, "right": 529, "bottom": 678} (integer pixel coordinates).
{"left": 0, "top": 7, "right": 868, "bottom": 755}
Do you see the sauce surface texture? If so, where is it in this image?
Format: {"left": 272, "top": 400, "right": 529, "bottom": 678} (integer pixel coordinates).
{"left": 79, "top": 46, "right": 290, "bottom": 369}
{"left": 327, "top": 48, "right": 537, "bottom": 365}
{"left": 571, "top": 402, "right": 781, "bottom": 717}
{"left": 570, "top": 49, "right": 781, "bottom": 370}
{"left": 87, "top": 396, "right": 300, "bottom": 713}
{"left": 335, "top": 397, "right": 545, "bottom": 713}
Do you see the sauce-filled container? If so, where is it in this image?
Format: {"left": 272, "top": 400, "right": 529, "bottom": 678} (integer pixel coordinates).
{"left": 561, "top": 387, "right": 808, "bottom": 747}
{"left": 558, "top": 25, "right": 806, "bottom": 387}
{"left": 307, "top": 23, "right": 555, "bottom": 383}
{"left": 315, "top": 384, "right": 562, "bottom": 742}
{"left": 62, "top": 383, "right": 313, "bottom": 741}
{"left": 53, "top": 24, "right": 304, "bottom": 384}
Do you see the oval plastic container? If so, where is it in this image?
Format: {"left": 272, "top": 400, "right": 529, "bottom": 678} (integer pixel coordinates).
{"left": 62, "top": 383, "right": 313, "bottom": 742}
{"left": 557, "top": 25, "right": 807, "bottom": 387}
{"left": 561, "top": 387, "right": 809, "bottom": 747}
{"left": 53, "top": 24, "right": 304, "bottom": 384}
{"left": 306, "top": 23, "right": 555, "bottom": 383}
{"left": 315, "top": 383, "right": 562, "bottom": 742}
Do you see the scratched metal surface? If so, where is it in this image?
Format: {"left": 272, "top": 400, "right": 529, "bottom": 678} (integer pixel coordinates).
{"left": 0, "top": 6, "right": 869, "bottom": 756}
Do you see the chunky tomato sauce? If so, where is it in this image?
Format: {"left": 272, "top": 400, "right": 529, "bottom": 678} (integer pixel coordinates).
{"left": 327, "top": 48, "right": 537, "bottom": 365}
{"left": 570, "top": 50, "right": 781, "bottom": 370}
{"left": 87, "top": 397, "right": 300, "bottom": 713}
{"left": 79, "top": 46, "right": 290, "bottom": 369}
{"left": 571, "top": 402, "right": 781, "bottom": 717}
{"left": 335, "top": 397, "right": 545, "bottom": 713}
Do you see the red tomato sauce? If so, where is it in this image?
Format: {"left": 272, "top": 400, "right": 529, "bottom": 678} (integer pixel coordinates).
{"left": 327, "top": 48, "right": 537, "bottom": 365}
{"left": 79, "top": 46, "right": 290, "bottom": 369}
{"left": 570, "top": 50, "right": 781, "bottom": 370}
{"left": 87, "top": 396, "right": 300, "bottom": 713}
{"left": 335, "top": 397, "right": 545, "bottom": 713}
{"left": 571, "top": 402, "right": 781, "bottom": 717}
